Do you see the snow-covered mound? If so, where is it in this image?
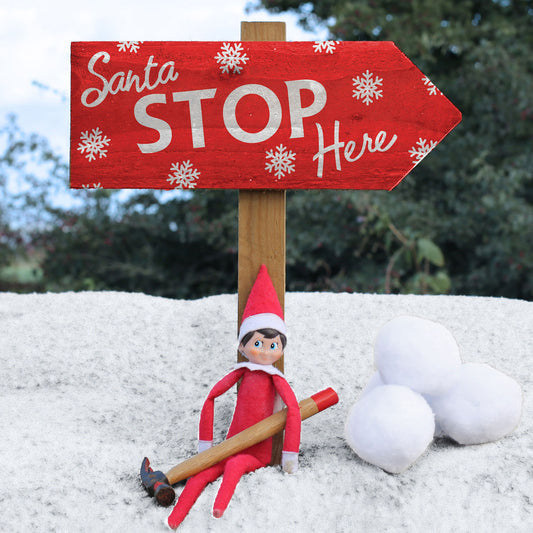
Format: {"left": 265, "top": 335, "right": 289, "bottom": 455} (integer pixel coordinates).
{"left": 1, "top": 291, "right": 531, "bottom": 532}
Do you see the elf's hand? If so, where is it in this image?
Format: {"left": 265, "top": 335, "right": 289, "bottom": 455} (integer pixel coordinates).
{"left": 198, "top": 440, "right": 213, "bottom": 453}
{"left": 281, "top": 451, "right": 299, "bottom": 474}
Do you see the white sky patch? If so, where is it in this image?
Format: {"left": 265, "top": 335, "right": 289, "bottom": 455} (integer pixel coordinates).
{"left": 0, "top": 0, "right": 325, "bottom": 157}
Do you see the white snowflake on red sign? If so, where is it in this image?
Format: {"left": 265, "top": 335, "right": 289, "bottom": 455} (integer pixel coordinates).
{"left": 117, "top": 41, "right": 143, "bottom": 53}
{"left": 265, "top": 144, "right": 296, "bottom": 180}
{"left": 313, "top": 41, "right": 340, "bottom": 54}
{"left": 167, "top": 161, "right": 200, "bottom": 189}
{"left": 422, "top": 76, "right": 442, "bottom": 96}
{"left": 409, "top": 138, "right": 438, "bottom": 165}
{"left": 78, "top": 128, "right": 110, "bottom": 162}
{"left": 214, "top": 43, "right": 249, "bottom": 74}
{"left": 352, "top": 70, "right": 384, "bottom": 105}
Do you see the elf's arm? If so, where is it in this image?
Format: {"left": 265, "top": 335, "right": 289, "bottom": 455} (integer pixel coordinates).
{"left": 273, "top": 374, "right": 302, "bottom": 473}
{"left": 198, "top": 368, "right": 246, "bottom": 452}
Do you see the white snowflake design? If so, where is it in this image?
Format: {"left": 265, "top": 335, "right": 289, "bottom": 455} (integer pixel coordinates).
{"left": 265, "top": 144, "right": 296, "bottom": 180}
{"left": 117, "top": 41, "right": 143, "bottom": 53}
{"left": 409, "top": 138, "right": 438, "bottom": 165}
{"left": 77, "top": 128, "right": 111, "bottom": 162}
{"left": 313, "top": 41, "right": 340, "bottom": 54}
{"left": 422, "top": 76, "right": 442, "bottom": 96}
{"left": 82, "top": 183, "right": 103, "bottom": 189}
{"left": 352, "top": 70, "right": 384, "bottom": 105}
{"left": 214, "top": 43, "right": 249, "bottom": 74}
{"left": 167, "top": 161, "right": 200, "bottom": 189}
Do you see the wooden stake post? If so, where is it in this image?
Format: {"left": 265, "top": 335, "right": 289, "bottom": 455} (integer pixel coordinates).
{"left": 238, "top": 21, "right": 286, "bottom": 465}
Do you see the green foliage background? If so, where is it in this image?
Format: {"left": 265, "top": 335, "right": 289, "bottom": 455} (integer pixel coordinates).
{"left": 1, "top": 0, "right": 532, "bottom": 300}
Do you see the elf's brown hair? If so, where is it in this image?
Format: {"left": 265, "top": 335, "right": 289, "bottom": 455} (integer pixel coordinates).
{"left": 240, "top": 328, "right": 287, "bottom": 349}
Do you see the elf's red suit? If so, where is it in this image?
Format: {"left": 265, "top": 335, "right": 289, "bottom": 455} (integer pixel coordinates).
{"left": 167, "top": 362, "right": 301, "bottom": 527}
{"left": 167, "top": 265, "right": 301, "bottom": 529}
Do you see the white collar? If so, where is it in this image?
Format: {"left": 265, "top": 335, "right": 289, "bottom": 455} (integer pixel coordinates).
{"left": 235, "top": 361, "right": 286, "bottom": 379}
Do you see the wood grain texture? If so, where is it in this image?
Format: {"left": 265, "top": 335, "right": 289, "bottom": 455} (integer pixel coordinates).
{"left": 237, "top": 189, "right": 286, "bottom": 366}
{"left": 240, "top": 21, "right": 286, "bottom": 41}
{"left": 238, "top": 23, "right": 287, "bottom": 466}
{"left": 237, "top": 21, "right": 286, "bottom": 371}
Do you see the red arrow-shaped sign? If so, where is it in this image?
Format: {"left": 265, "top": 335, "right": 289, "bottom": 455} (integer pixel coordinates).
{"left": 70, "top": 40, "right": 461, "bottom": 190}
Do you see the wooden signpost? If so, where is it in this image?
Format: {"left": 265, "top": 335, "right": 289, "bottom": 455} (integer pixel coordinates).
{"left": 237, "top": 22, "right": 286, "bottom": 377}
{"left": 70, "top": 30, "right": 461, "bottom": 191}
{"left": 70, "top": 21, "right": 461, "bottom": 464}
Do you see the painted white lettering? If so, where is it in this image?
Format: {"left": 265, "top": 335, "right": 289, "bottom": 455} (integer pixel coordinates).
{"left": 344, "top": 130, "right": 398, "bottom": 162}
{"left": 134, "top": 94, "right": 172, "bottom": 153}
{"left": 223, "top": 84, "right": 282, "bottom": 143}
{"left": 314, "top": 121, "right": 398, "bottom": 177}
{"left": 109, "top": 71, "right": 126, "bottom": 94}
{"left": 143, "top": 56, "right": 159, "bottom": 91}
{"left": 81, "top": 52, "right": 180, "bottom": 108}
{"left": 344, "top": 140, "right": 356, "bottom": 160}
{"left": 159, "top": 61, "right": 180, "bottom": 85}
{"left": 374, "top": 130, "right": 398, "bottom": 152}
{"left": 123, "top": 71, "right": 143, "bottom": 93}
{"left": 285, "top": 80, "right": 327, "bottom": 138}
{"left": 172, "top": 89, "right": 217, "bottom": 148}
{"left": 81, "top": 52, "right": 111, "bottom": 108}
{"left": 313, "top": 121, "right": 344, "bottom": 178}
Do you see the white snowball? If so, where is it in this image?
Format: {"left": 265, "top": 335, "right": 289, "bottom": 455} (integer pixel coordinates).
{"left": 427, "top": 363, "right": 523, "bottom": 445}
{"left": 422, "top": 392, "right": 447, "bottom": 438}
{"left": 345, "top": 385, "right": 435, "bottom": 474}
{"left": 375, "top": 315, "right": 461, "bottom": 396}
{"left": 360, "top": 371, "right": 385, "bottom": 397}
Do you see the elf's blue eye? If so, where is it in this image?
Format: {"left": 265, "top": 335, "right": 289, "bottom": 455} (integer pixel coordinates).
{"left": 254, "top": 340, "right": 263, "bottom": 348}
{"left": 270, "top": 342, "right": 278, "bottom": 350}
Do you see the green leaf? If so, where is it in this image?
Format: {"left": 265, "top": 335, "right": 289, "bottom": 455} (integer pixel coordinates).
{"left": 417, "top": 238, "right": 445, "bottom": 267}
{"left": 428, "top": 271, "right": 451, "bottom": 293}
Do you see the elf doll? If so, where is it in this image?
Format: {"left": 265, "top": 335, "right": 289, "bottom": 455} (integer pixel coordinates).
{"left": 167, "top": 264, "right": 301, "bottom": 529}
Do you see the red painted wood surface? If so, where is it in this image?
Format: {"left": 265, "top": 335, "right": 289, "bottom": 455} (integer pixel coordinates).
{"left": 70, "top": 41, "right": 461, "bottom": 190}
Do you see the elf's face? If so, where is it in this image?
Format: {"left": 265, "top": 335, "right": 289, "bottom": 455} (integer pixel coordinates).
{"left": 240, "top": 331, "right": 284, "bottom": 366}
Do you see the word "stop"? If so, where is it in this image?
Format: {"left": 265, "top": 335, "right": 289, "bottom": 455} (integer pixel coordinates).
{"left": 133, "top": 80, "right": 327, "bottom": 153}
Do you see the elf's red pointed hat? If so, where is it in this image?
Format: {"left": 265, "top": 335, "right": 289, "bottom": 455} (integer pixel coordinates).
{"left": 238, "top": 264, "right": 286, "bottom": 343}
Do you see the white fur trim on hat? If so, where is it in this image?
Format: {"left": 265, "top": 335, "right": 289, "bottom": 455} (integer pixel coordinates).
{"left": 238, "top": 312, "right": 286, "bottom": 343}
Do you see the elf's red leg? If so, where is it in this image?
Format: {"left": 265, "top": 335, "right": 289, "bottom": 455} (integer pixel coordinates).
{"left": 212, "top": 454, "right": 264, "bottom": 518}
{"left": 167, "top": 462, "right": 225, "bottom": 530}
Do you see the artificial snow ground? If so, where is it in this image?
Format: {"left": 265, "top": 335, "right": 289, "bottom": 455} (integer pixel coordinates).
{"left": 1, "top": 291, "right": 531, "bottom": 532}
